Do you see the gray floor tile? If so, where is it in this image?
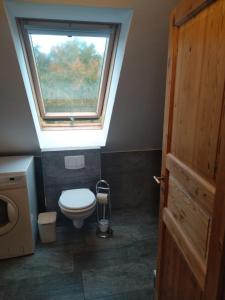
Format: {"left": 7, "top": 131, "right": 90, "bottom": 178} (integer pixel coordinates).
{"left": 1, "top": 273, "right": 83, "bottom": 300}
{"left": 82, "top": 261, "right": 153, "bottom": 299}
{"left": 126, "top": 240, "right": 157, "bottom": 267}
{"left": 90, "top": 294, "right": 126, "bottom": 300}
{"left": 83, "top": 224, "right": 154, "bottom": 252}
{"left": 124, "top": 288, "right": 154, "bottom": 300}
{"left": 92, "top": 288, "right": 154, "bottom": 300}
{"left": 74, "top": 246, "right": 127, "bottom": 271}
{"left": 0, "top": 246, "right": 74, "bottom": 281}
{"left": 111, "top": 208, "right": 158, "bottom": 226}
{"left": 73, "top": 239, "right": 156, "bottom": 273}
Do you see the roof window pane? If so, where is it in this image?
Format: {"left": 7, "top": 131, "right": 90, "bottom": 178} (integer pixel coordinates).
{"left": 30, "top": 34, "right": 107, "bottom": 115}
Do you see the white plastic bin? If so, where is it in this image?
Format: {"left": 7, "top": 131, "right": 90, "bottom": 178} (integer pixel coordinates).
{"left": 38, "top": 212, "right": 57, "bottom": 243}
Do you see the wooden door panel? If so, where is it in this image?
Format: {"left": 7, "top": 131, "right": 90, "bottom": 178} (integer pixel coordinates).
{"left": 167, "top": 176, "right": 211, "bottom": 260}
{"left": 166, "top": 153, "right": 215, "bottom": 214}
{"left": 163, "top": 208, "right": 206, "bottom": 289}
{"left": 159, "top": 227, "right": 202, "bottom": 300}
{"left": 171, "top": 0, "right": 225, "bottom": 180}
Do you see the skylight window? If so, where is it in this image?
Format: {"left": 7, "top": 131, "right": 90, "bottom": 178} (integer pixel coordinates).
{"left": 18, "top": 19, "right": 119, "bottom": 128}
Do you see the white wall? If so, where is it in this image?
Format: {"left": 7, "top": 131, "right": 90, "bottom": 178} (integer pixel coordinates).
{"left": 0, "top": 0, "right": 179, "bottom": 154}
{"left": 104, "top": 0, "right": 179, "bottom": 152}
{"left": 0, "top": 2, "right": 40, "bottom": 154}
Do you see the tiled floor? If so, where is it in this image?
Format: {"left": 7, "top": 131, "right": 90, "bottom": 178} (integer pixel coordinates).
{"left": 0, "top": 208, "right": 158, "bottom": 300}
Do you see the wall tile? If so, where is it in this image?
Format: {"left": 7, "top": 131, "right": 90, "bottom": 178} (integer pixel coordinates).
{"left": 101, "top": 150, "right": 161, "bottom": 214}
{"left": 34, "top": 156, "right": 45, "bottom": 212}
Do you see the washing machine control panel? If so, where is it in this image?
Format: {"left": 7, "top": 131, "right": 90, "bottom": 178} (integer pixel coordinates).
{"left": 0, "top": 175, "right": 26, "bottom": 189}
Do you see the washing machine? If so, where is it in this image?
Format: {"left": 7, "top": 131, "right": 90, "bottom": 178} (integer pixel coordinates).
{"left": 0, "top": 156, "right": 37, "bottom": 259}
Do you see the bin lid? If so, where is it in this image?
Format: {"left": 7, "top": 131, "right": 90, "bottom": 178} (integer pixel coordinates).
{"left": 38, "top": 212, "right": 57, "bottom": 225}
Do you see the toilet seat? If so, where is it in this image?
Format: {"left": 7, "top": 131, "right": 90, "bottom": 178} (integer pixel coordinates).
{"left": 59, "top": 188, "right": 96, "bottom": 211}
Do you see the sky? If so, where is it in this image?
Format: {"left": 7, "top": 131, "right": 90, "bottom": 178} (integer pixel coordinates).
{"left": 31, "top": 34, "right": 107, "bottom": 55}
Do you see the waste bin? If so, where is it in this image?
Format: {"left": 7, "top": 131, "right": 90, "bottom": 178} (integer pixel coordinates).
{"left": 38, "top": 212, "right": 57, "bottom": 243}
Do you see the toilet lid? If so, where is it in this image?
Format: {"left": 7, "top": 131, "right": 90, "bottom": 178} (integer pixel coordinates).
{"left": 59, "top": 189, "right": 96, "bottom": 210}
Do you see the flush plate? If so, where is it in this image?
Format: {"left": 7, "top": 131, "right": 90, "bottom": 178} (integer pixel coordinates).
{"left": 64, "top": 155, "right": 85, "bottom": 170}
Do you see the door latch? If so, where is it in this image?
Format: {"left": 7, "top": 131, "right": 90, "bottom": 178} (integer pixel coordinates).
{"left": 153, "top": 176, "right": 166, "bottom": 184}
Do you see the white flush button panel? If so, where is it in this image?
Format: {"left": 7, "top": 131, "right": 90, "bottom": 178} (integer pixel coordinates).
{"left": 64, "top": 155, "right": 85, "bottom": 170}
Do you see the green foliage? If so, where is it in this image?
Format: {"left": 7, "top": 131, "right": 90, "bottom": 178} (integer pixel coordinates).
{"left": 33, "top": 38, "right": 104, "bottom": 113}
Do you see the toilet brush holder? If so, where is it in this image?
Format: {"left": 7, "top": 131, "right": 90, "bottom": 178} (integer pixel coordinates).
{"left": 96, "top": 180, "right": 113, "bottom": 238}
{"left": 96, "top": 225, "right": 113, "bottom": 239}
{"left": 99, "top": 219, "right": 109, "bottom": 233}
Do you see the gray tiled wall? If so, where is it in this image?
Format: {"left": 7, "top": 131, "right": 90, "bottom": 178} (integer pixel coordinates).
{"left": 41, "top": 149, "right": 101, "bottom": 214}
{"left": 101, "top": 150, "right": 161, "bottom": 216}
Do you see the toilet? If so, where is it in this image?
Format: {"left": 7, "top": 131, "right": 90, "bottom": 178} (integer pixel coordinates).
{"left": 58, "top": 188, "right": 96, "bottom": 229}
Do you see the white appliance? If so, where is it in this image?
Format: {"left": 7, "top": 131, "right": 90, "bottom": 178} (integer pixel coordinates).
{"left": 0, "top": 156, "right": 37, "bottom": 259}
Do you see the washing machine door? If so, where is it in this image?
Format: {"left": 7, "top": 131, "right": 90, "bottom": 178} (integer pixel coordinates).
{"left": 0, "top": 195, "right": 19, "bottom": 236}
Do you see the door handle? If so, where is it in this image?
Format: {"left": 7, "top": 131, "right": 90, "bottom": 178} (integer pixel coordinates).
{"left": 153, "top": 176, "right": 166, "bottom": 184}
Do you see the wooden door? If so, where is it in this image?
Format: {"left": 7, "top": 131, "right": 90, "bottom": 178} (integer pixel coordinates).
{"left": 156, "top": 0, "right": 225, "bottom": 299}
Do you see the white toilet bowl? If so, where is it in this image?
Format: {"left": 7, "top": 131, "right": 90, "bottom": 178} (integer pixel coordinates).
{"left": 58, "top": 188, "right": 96, "bottom": 229}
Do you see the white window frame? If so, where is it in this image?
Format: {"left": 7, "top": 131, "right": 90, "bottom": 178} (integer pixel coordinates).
{"left": 18, "top": 19, "right": 119, "bottom": 128}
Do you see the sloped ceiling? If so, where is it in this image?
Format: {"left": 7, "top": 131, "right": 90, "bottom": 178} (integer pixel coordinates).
{"left": 0, "top": 0, "right": 179, "bottom": 154}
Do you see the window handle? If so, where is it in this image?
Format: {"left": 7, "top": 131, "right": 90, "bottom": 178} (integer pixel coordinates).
{"left": 153, "top": 176, "right": 166, "bottom": 184}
